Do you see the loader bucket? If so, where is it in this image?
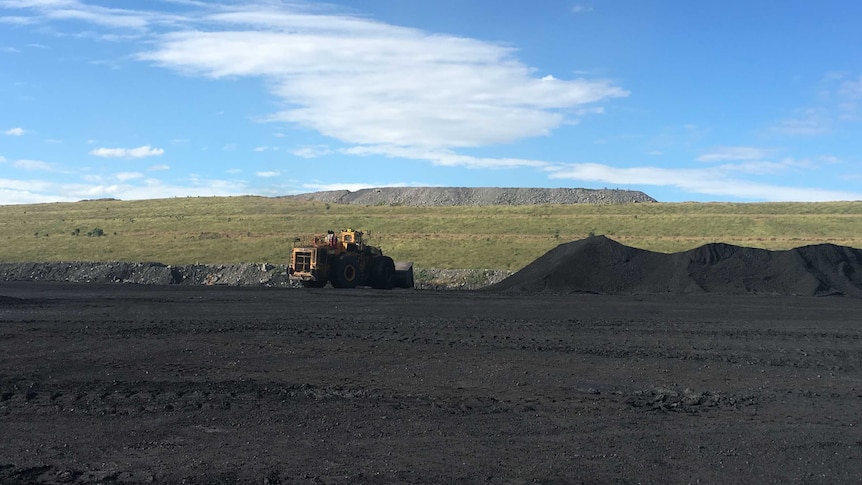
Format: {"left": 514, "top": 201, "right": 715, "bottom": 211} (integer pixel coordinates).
{"left": 393, "top": 261, "right": 414, "bottom": 289}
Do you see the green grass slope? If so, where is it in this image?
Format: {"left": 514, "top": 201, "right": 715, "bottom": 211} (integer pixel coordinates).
{"left": 2, "top": 196, "right": 861, "bottom": 270}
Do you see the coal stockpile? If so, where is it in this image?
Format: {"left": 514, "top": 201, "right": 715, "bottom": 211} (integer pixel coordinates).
{"left": 491, "top": 235, "right": 862, "bottom": 297}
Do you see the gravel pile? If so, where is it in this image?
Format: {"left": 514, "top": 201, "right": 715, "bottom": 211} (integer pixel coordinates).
{"left": 490, "top": 235, "right": 862, "bottom": 297}
{"left": 290, "top": 187, "right": 656, "bottom": 206}
{"left": 0, "top": 262, "right": 294, "bottom": 287}
{"left": 0, "top": 262, "right": 510, "bottom": 289}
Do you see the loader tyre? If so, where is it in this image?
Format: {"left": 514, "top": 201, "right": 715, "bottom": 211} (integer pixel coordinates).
{"left": 370, "top": 256, "right": 395, "bottom": 290}
{"left": 332, "top": 256, "right": 359, "bottom": 288}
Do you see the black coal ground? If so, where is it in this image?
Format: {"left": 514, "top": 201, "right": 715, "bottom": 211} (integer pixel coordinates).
{"left": 1, "top": 283, "right": 861, "bottom": 484}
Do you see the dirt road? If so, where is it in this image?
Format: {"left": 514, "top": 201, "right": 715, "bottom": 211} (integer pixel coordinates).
{"left": 1, "top": 283, "right": 861, "bottom": 483}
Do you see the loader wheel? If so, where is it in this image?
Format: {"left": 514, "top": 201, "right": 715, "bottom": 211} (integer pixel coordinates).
{"left": 332, "top": 257, "right": 359, "bottom": 288}
{"left": 370, "top": 256, "right": 395, "bottom": 290}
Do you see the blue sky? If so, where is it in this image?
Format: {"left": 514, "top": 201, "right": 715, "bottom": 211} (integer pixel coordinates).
{"left": 1, "top": 0, "right": 861, "bottom": 204}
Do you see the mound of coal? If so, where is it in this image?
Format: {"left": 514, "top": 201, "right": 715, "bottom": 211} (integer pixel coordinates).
{"left": 490, "top": 236, "right": 862, "bottom": 297}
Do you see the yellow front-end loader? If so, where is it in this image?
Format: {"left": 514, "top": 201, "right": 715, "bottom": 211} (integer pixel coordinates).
{"left": 288, "top": 229, "right": 414, "bottom": 289}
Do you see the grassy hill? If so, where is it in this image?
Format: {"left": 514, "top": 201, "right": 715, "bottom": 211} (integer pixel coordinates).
{"left": 2, "top": 196, "right": 861, "bottom": 270}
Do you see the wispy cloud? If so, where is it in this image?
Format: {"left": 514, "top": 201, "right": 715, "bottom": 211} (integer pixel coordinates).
{"left": 771, "top": 110, "right": 831, "bottom": 135}
{"left": 5, "top": 0, "right": 855, "bottom": 203}
{"left": 301, "top": 182, "right": 413, "bottom": 193}
{"left": 839, "top": 75, "right": 862, "bottom": 99}
{"left": 292, "top": 145, "right": 332, "bottom": 159}
{"left": 90, "top": 145, "right": 164, "bottom": 158}
{"left": 696, "top": 146, "right": 773, "bottom": 162}
{"left": 148, "top": 164, "right": 170, "bottom": 171}
{"left": 548, "top": 161, "right": 862, "bottom": 202}
{"left": 13, "top": 159, "right": 55, "bottom": 171}
{"left": 0, "top": 178, "right": 57, "bottom": 204}
{"left": 4, "top": 127, "right": 26, "bottom": 136}
{"left": 0, "top": 174, "right": 249, "bottom": 205}
{"left": 343, "top": 145, "right": 550, "bottom": 170}
{"left": 0, "top": 16, "right": 36, "bottom": 25}
{"left": 837, "top": 74, "right": 862, "bottom": 121}
{"left": 115, "top": 171, "right": 144, "bottom": 181}
{"left": 771, "top": 73, "right": 862, "bottom": 135}
{"left": 133, "top": 4, "right": 627, "bottom": 150}
{"left": 1, "top": 46, "right": 20, "bottom": 52}
{"left": 0, "top": 0, "right": 161, "bottom": 30}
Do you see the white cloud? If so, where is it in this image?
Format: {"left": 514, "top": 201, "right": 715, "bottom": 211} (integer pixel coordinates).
{"left": 0, "top": 175, "right": 249, "bottom": 204}
{"left": 0, "top": 155, "right": 6, "bottom": 163}
{"left": 293, "top": 145, "right": 332, "bottom": 159}
{"left": 548, "top": 162, "right": 862, "bottom": 202}
{"left": 571, "top": 5, "right": 594, "bottom": 14}
{"left": 696, "top": 146, "right": 773, "bottom": 163}
{"left": 838, "top": 75, "right": 862, "bottom": 100}
{"left": 772, "top": 110, "right": 831, "bottom": 135}
{"left": 0, "top": 16, "right": 36, "bottom": 25}
{"left": 115, "top": 171, "right": 144, "bottom": 181}
{"left": 836, "top": 75, "right": 862, "bottom": 121}
{"left": 771, "top": 73, "right": 862, "bottom": 134}
{"left": 301, "top": 182, "right": 381, "bottom": 193}
{"left": 343, "top": 145, "right": 550, "bottom": 170}
{"left": 90, "top": 145, "right": 165, "bottom": 158}
{"left": 148, "top": 164, "right": 170, "bottom": 171}
{"left": 60, "top": 179, "right": 246, "bottom": 201}
{"left": 14, "top": 159, "right": 54, "bottom": 171}
{"left": 256, "top": 170, "right": 279, "bottom": 177}
{"left": 297, "top": 181, "right": 424, "bottom": 194}
{"left": 4, "top": 127, "right": 25, "bottom": 136}
{"left": 1, "top": 46, "right": 20, "bottom": 52}
{"left": 136, "top": 4, "right": 628, "bottom": 150}
{"left": 0, "top": 177, "right": 52, "bottom": 192}
{"left": 0, "top": 0, "right": 157, "bottom": 30}
{"left": 0, "top": 178, "right": 62, "bottom": 204}
{"left": 253, "top": 146, "right": 268, "bottom": 152}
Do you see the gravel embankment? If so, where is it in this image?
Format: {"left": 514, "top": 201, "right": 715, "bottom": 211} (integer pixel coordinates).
{"left": 0, "top": 262, "right": 506, "bottom": 289}
{"left": 289, "top": 187, "right": 656, "bottom": 206}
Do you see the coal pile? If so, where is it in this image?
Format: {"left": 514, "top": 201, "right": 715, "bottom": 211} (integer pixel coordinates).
{"left": 490, "top": 235, "right": 862, "bottom": 297}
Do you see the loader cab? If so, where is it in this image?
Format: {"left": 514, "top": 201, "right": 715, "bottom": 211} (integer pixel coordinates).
{"left": 340, "top": 229, "right": 364, "bottom": 252}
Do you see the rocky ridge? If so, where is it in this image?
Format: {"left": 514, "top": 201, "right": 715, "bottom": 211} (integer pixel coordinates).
{"left": 0, "top": 262, "right": 504, "bottom": 290}
{"left": 290, "top": 187, "right": 656, "bottom": 206}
